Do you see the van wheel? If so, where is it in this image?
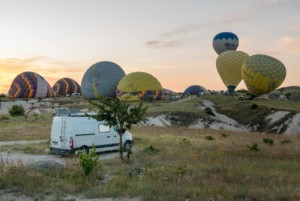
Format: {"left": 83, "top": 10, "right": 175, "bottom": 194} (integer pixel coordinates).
{"left": 80, "top": 146, "right": 89, "bottom": 154}
{"left": 124, "top": 141, "right": 132, "bottom": 152}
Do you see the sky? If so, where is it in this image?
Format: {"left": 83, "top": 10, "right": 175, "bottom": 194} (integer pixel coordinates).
{"left": 0, "top": 0, "right": 299, "bottom": 93}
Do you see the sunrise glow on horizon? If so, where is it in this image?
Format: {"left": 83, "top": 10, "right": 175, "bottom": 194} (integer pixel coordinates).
{"left": 1, "top": 0, "right": 300, "bottom": 94}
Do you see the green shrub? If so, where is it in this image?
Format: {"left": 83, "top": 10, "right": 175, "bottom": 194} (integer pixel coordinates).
{"left": 78, "top": 146, "right": 100, "bottom": 176}
{"left": 251, "top": 103, "right": 258, "bottom": 110}
{"left": 221, "top": 133, "right": 229, "bottom": 138}
{"left": 144, "top": 145, "right": 160, "bottom": 155}
{"left": 9, "top": 105, "right": 25, "bottom": 116}
{"left": 180, "top": 138, "right": 191, "bottom": 145}
{"left": 205, "top": 135, "right": 215, "bottom": 141}
{"left": 263, "top": 138, "right": 274, "bottom": 146}
{"left": 176, "top": 164, "right": 187, "bottom": 178}
{"left": 0, "top": 116, "right": 10, "bottom": 121}
{"left": 247, "top": 143, "right": 259, "bottom": 152}
{"left": 205, "top": 107, "right": 215, "bottom": 116}
{"left": 281, "top": 138, "right": 292, "bottom": 144}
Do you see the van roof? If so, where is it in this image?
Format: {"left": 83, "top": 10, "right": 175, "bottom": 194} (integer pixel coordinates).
{"left": 54, "top": 108, "right": 96, "bottom": 117}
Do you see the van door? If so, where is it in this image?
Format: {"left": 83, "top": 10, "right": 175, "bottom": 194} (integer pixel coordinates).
{"left": 73, "top": 119, "right": 95, "bottom": 150}
{"left": 51, "top": 116, "right": 67, "bottom": 150}
{"left": 95, "top": 123, "right": 119, "bottom": 152}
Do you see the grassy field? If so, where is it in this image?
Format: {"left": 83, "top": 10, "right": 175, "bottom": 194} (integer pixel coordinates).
{"left": 1, "top": 126, "right": 300, "bottom": 200}
{"left": 0, "top": 114, "right": 52, "bottom": 141}
{"left": 0, "top": 95, "right": 299, "bottom": 200}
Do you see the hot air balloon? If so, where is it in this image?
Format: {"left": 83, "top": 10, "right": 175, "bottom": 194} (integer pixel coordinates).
{"left": 117, "top": 72, "right": 163, "bottom": 101}
{"left": 184, "top": 85, "right": 208, "bottom": 95}
{"left": 213, "top": 32, "right": 239, "bottom": 55}
{"left": 52, "top": 78, "right": 81, "bottom": 96}
{"left": 81, "top": 61, "right": 126, "bottom": 99}
{"left": 216, "top": 51, "right": 249, "bottom": 93}
{"left": 241, "top": 54, "right": 286, "bottom": 98}
{"left": 8, "top": 71, "right": 55, "bottom": 98}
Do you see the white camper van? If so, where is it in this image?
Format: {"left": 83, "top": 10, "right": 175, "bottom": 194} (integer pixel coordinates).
{"left": 50, "top": 111, "right": 133, "bottom": 155}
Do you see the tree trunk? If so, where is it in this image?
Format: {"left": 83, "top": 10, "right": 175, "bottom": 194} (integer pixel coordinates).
{"left": 119, "top": 131, "right": 124, "bottom": 161}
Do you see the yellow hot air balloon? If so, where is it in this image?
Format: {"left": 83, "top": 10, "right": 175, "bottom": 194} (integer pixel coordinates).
{"left": 241, "top": 54, "right": 286, "bottom": 98}
{"left": 216, "top": 50, "right": 249, "bottom": 93}
{"left": 117, "top": 72, "right": 163, "bottom": 101}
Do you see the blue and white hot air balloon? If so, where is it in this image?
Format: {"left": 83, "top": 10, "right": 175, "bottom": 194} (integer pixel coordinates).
{"left": 212, "top": 32, "right": 239, "bottom": 55}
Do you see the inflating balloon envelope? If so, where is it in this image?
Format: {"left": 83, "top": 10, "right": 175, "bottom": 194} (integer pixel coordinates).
{"left": 241, "top": 54, "right": 286, "bottom": 99}
{"left": 216, "top": 51, "right": 249, "bottom": 93}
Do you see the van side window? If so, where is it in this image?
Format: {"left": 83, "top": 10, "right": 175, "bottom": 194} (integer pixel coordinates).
{"left": 99, "top": 124, "right": 110, "bottom": 133}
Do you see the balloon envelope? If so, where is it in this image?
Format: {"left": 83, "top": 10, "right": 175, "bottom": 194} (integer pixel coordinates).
{"left": 184, "top": 85, "right": 208, "bottom": 95}
{"left": 52, "top": 78, "right": 81, "bottom": 96}
{"left": 8, "top": 71, "right": 55, "bottom": 98}
{"left": 216, "top": 51, "right": 249, "bottom": 93}
{"left": 213, "top": 32, "right": 239, "bottom": 55}
{"left": 241, "top": 54, "right": 286, "bottom": 97}
{"left": 117, "top": 72, "right": 163, "bottom": 101}
{"left": 81, "top": 61, "right": 126, "bottom": 99}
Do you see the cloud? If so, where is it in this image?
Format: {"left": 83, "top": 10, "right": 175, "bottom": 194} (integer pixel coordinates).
{"left": 145, "top": 39, "right": 185, "bottom": 49}
{"left": 261, "top": 36, "right": 300, "bottom": 55}
{"left": 162, "top": 19, "right": 240, "bottom": 39}
{"left": 145, "top": 18, "right": 241, "bottom": 49}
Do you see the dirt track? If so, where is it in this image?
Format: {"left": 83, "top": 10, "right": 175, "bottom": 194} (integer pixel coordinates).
{"left": 0, "top": 140, "right": 119, "bottom": 165}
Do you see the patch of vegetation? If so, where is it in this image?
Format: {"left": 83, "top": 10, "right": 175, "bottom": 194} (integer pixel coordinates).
{"left": 205, "top": 135, "right": 215, "bottom": 141}
{"left": 144, "top": 145, "right": 160, "bottom": 155}
{"left": 0, "top": 141, "right": 49, "bottom": 154}
{"left": 1, "top": 126, "right": 300, "bottom": 200}
{"left": 281, "top": 138, "right": 292, "bottom": 144}
{"left": 247, "top": 143, "right": 260, "bottom": 152}
{"left": 205, "top": 107, "right": 215, "bottom": 116}
{"left": 251, "top": 103, "right": 258, "bottom": 110}
{"left": 78, "top": 146, "right": 100, "bottom": 175}
{"left": 0, "top": 116, "right": 9, "bottom": 121}
{"left": 221, "top": 133, "right": 229, "bottom": 138}
{"left": 180, "top": 138, "right": 191, "bottom": 145}
{"left": 9, "top": 105, "right": 25, "bottom": 116}
{"left": 176, "top": 164, "right": 187, "bottom": 178}
{"left": 0, "top": 114, "right": 52, "bottom": 141}
{"left": 263, "top": 138, "right": 274, "bottom": 146}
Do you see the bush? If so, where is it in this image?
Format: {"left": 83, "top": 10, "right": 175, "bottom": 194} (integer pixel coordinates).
{"left": 9, "top": 105, "right": 25, "bottom": 116}
{"left": 263, "top": 138, "right": 274, "bottom": 146}
{"left": 221, "top": 133, "right": 229, "bottom": 138}
{"left": 251, "top": 104, "right": 258, "bottom": 110}
{"left": 0, "top": 116, "right": 10, "bottom": 121}
{"left": 176, "top": 165, "right": 187, "bottom": 178}
{"left": 205, "top": 107, "right": 215, "bottom": 116}
{"left": 281, "top": 138, "right": 292, "bottom": 144}
{"left": 180, "top": 138, "right": 191, "bottom": 145}
{"left": 78, "top": 146, "right": 100, "bottom": 176}
{"left": 144, "top": 145, "right": 160, "bottom": 155}
{"left": 247, "top": 143, "right": 259, "bottom": 152}
{"left": 205, "top": 136, "right": 215, "bottom": 141}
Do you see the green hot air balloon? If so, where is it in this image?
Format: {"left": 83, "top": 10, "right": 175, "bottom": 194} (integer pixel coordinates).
{"left": 241, "top": 54, "right": 286, "bottom": 98}
{"left": 216, "top": 51, "right": 249, "bottom": 93}
{"left": 81, "top": 61, "right": 126, "bottom": 99}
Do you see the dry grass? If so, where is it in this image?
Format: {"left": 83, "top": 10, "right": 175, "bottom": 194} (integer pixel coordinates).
{"left": 1, "top": 126, "right": 300, "bottom": 200}
{"left": 0, "top": 141, "right": 49, "bottom": 154}
{"left": 0, "top": 114, "right": 52, "bottom": 141}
